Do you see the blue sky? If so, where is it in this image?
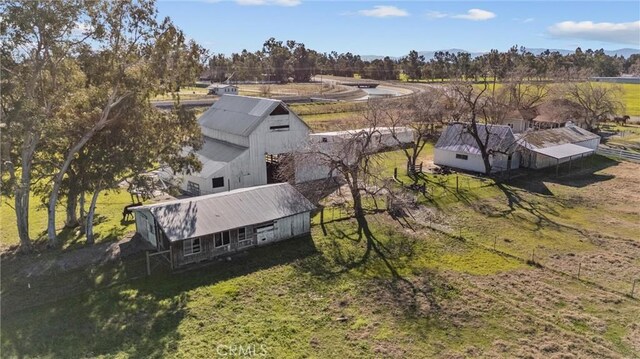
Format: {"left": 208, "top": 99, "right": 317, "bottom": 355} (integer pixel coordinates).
{"left": 157, "top": 1, "right": 640, "bottom": 56}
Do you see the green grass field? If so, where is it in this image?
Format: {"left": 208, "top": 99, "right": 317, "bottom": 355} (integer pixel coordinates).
{"left": 0, "top": 190, "right": 138, "bottom": 250}
{"left": 2, "top": 152, "right": 639, "bottom": 358}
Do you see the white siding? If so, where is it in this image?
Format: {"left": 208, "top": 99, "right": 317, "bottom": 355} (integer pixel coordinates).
{"left": 273, "top": 212, "right": 311, "bottom": 241}
{"left": 134, "top": 209, "right": 157, "bottom": 248}
{"left": 434, "top": 149, "right": 487, "bottom": 173}
{"left": 179, "top": 150, "right": 264, "bottom": 195}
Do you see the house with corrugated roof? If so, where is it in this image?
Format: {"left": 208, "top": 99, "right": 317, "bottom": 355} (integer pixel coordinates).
{"left": 132, "top": 183, "right": 315, "bottom": 268}
{"left": 175, "top": 95, "right": 311, "bottom": 195}
{"left": 206, "top": 83, "right": 238, "bottom": 96}
{"left": 516, "top": 124, "right": 600, "bottom": 169}
{"left": 434, "top": 123, "right": 520, "bottom": 174}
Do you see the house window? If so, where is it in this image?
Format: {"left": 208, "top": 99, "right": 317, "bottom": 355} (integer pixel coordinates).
{"left": 212, "top": 177, "right": 225, "bottom": 188}
{"left": 269, "top": 125, "right": 290, "bottom": 131}
{"left": 184, "top": 238, "right": 201, "bottom": 256}
{"left": 456, "top": 154, "right": 468, "bottom": 160}
{"left": 187, "top": 181, "right": 200, "bottom": 196}
{"left": 321, "top": 137, "right": 328, "bottom": 143}
{"left": 215, "top": 231, "right": 231, "bottom": 248}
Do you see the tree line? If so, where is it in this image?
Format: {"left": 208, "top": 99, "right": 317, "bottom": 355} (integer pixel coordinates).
{"left": 204, "top": 41, "right": 640, "bottom": 83}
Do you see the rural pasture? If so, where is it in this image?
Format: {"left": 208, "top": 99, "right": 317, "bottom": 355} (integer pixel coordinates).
{"left": 2, "top": 148, "right": 639, "bottom": 358}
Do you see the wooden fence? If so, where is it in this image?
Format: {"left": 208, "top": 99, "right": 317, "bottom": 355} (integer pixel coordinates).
{"left": 596, "top": 146, "right": 640, "bottom": 163}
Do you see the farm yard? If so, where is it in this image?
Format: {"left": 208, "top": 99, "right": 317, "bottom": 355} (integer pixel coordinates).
{"left": 2, "top": 146, "right": 639, "bottom": 357}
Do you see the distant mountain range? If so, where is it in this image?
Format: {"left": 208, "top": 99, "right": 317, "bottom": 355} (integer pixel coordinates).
{"left": 360, "top": 48, "right": 640, "bottom": 61}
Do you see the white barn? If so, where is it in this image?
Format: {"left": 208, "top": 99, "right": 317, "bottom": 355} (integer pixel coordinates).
{"left": 517, "top": 124, "right": 600, "bottom": 169}
{"left": 132, "top": 183, "right": 315, "bottom": 269}
{"left": 434, "top": 123, "right": 520, "bottom": 174}
{"left": 176, "top": 95, "right": 311, "bottom": 195}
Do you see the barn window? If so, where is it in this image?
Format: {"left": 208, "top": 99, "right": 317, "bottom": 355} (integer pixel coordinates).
{"left": 456, "top": 154, "right": 468, "bottom": 160}
{"left": 212, "top": 177, "right": 225, "bottom": 188}
{"left": 184, "top": 238, "right": 201, "bottom": 256}
{"left": 321, "top": 137, "right": 328, "bottom": 142}
{"left": 270, "top": 104, "right": 289, "bottom": 116}
{"left": 269, "top": 125, "right": 290, "bottom": 131}
{"left": 238, "top": 227, "right": 246, "bottom": 241}
{"left": 215, "top": 231, "right": 231, "bottom": 248}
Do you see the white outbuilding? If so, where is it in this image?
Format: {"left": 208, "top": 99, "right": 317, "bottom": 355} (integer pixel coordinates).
{"left": 434, "top": 123, "right": 520, "bottom": 174}
{"left": 207, "top": 83, "right": 238, "bottom": 96}
{"left": 517, "top": 124, "right": 600, "bottom": 169}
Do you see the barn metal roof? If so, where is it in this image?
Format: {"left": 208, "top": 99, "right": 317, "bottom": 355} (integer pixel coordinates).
{"left": 517, "top": 125, "right": 599, "bottom": 149}
{"left": 198, "top": 95, "right": 282, "bottom": 137}
{"left": 195, "top": 137, "right": 248, "bottom": 177}
{"left": 531, "top": 143, "right": 595, "bottom": 160}
{"left": 435, "top": 123, "right": 517, "bottom": 155}
{"left": 134, "top": 183, "right": 316, "bottom": 242}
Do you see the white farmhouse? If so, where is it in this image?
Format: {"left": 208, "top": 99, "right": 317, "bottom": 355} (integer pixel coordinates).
{"left": 434, "top": 123, "right": 520, "bottom": 174}
{"left": 207, "top": 83, "right": 238, "bottom": 96}
{"left": 176, "top": 95, "right": 311, "bottom": 195}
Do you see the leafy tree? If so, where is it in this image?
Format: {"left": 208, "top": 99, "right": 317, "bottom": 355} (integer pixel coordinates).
{"left": 1, "top": 0, "right": 89, "bottom": 252}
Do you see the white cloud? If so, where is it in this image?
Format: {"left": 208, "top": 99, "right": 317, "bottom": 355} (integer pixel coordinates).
{"left": 426, "top": 8, "right": 495, "bottom": 21}
{"left": 451, "top": 9, "right": 496, "bottom": 21}
{"left": 548, "top": 20, "right": 640, "bottom": 45}
{"left": 523, "top": 18, "right": 534, "bottom": 23}
{"left": 358, "top": 5, "right": 409, "bottom": 18}
{"left": 235, "top": 0, "right": 300, "bottom": 6}
{"left": 426, "top": 10, "right": 448, "bottom": 19}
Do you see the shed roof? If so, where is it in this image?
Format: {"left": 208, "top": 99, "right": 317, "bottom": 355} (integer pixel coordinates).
{"left": 531, "top": 143, "right": 595, "bottom": 160}
{"left": 310, "top": 127, "right": 413, "bottom": 137}
{"left": 134, "top": 183, "right": 315, "bottom": 242}
{"left": 195, "top": 137, "right": 248, "bottom": 177}
{"left": 207, "top": 83, "right": 236, "bottom": 89}
{"left": 198, "top": 95, "right": 282, "bottom": 137}
{"left": 435, "top": 123, "right": 517, "bottom": 155}
{"left": 517, "top": 125, "right": 599, "bottom": 149}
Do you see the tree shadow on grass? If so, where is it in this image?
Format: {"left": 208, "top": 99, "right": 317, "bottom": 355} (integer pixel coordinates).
{"left": 295, "top": 215, "right": 444, "bottom": 318}
{"left": 1, "top": 235, "right": 318, "bottom": 358}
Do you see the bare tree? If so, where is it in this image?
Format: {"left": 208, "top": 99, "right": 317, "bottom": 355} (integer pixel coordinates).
{"left": 444, "top": 81, "right": 517, "bottom": 174}
{"left": 384, "top": 89, "right": 447, "bottom": 175}
{"left": 554, "top": 82, "right": 625, "bottom": 131}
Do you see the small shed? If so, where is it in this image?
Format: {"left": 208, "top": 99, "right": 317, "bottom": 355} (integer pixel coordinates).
{"left": 517, "top": 124, "right": 600, "bottom": 169}
{"left": 434, "top": 123, "right": 520, "bottom": 174}
{"left": 207, "top": 83, "right": 238, "bottom": 96}
{"left": 132, "top": 183, "right": 315, "bottom": 269}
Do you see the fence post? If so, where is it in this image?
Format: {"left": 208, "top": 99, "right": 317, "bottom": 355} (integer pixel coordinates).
{"left": 632, "top": 279, "right": 638, "bottom": 298}
{"left": 577, "top": 262, "right": 581, "bottom": 279}
{"left": 456, "top": 176, "right": 459, "bottom": 192}
{"left": 532, "top": 249, "right": 535, "bottom": 264}
{"left": 146, "top": 251, "right": 151, "bottom": 276}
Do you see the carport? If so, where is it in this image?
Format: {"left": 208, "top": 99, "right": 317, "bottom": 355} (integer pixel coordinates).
{"left": 531, "top": 143, "right": 595, "bottom": 176}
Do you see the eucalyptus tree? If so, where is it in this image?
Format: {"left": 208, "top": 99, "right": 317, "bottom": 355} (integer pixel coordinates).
{"left": 1, "top": 0, "right": 89, "bottom": 252}
{"left": 43, "top": 0, "right": 205, "bottom": 247}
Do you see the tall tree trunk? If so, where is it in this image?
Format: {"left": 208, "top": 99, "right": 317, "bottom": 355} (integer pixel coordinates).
{"left": 65, "top": 192, "right": 79, "bottom": 228}
{"left": 47, "top": 92, "right": 124, "bottom": 246}
{"left": 85, "top": 188, "right": 102, "bottom": 245}
{"left": 78, "top": 192, "right": 86, "bottom": 235}
{"left": 7, "top": 133, "right": 39, "bottom": 253}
